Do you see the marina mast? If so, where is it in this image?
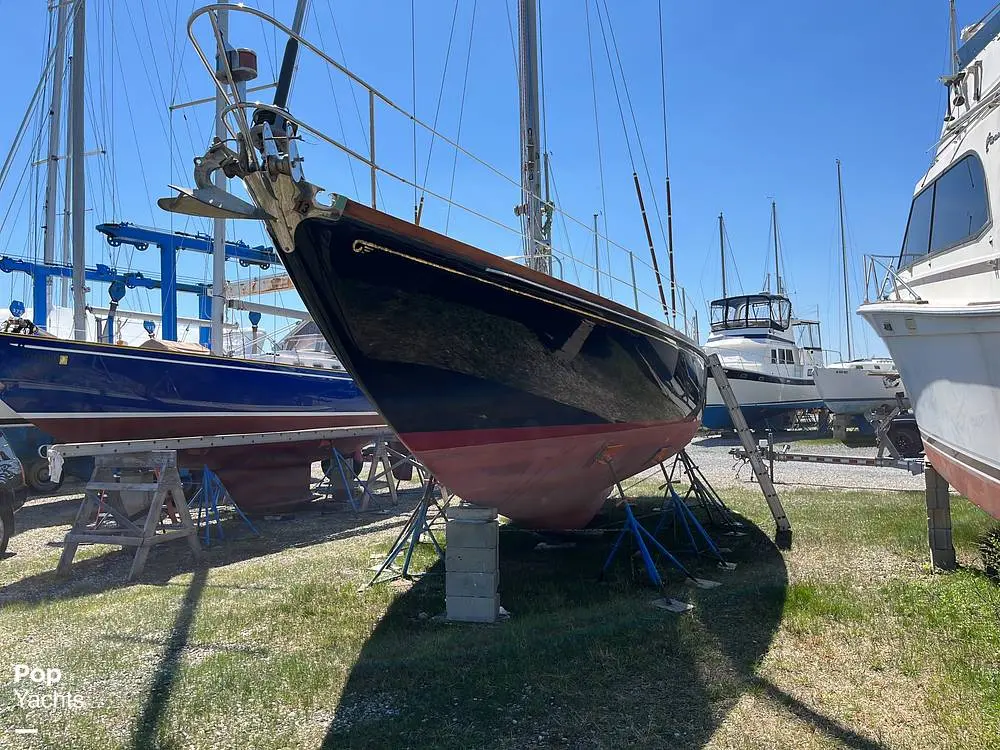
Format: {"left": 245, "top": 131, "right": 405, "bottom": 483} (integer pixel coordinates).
{"left": 517, "top": 0, "right": 551, "bottom": 275}
{"left": 42, "top": 0, "right": 70, "bottom": 320}
{"left": 69, "top": 0, "right": 86, "bottom": 340}
{"left": 837, "top": 159, "right": 853, "bottom": 360}
{"left": 211, "top": 0, "right": 229, "bottom": 354}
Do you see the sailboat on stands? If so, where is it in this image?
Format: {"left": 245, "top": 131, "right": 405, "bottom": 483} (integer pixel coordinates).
{"left": 814, "top": 160, "right": 908, "bottom": 417}
{"left": 702, "top": 205, "right": 824, "bottom": 430}
{"left": 163, "top": 1, "right": 707, "bottom": 529}
{"left": 0, "top": 0, "right": 385, "bottom": 512}
{"left": 859, "top": 6, "right": 1000, "bottom": 519}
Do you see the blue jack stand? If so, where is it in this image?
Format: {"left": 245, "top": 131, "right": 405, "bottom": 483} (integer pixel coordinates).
{"left": 656, "top": 484, "right": 736, "bottom": 571}
{"left": 365, "top": 477, "right": 449, "bottom": 588}
{"left": 665, "top": 452, "right": 742, "bottom": 530}
{"left": 314, "top": 447, "right": 363, "bottom": 512}
{"left": 190, "top": 466, "right": 260, "bottom": 546}
{"left": 600, "top": 501, "right": 698, "bottom": 587}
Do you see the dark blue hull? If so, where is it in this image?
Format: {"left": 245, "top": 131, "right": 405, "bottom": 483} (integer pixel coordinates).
{"left": 0, "top": 333, "right": 377, "bottom": 441}
{"left": 0, "top": 333, "right": 383, "bottom": 512}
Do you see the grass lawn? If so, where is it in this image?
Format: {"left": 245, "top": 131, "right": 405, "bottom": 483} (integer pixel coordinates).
{"left": 0, "top": 482, "right": 996, "bottom": 749}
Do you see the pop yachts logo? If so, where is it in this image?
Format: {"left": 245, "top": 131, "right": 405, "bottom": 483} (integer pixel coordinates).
{"left": 987, "top": 132, "right": 1000, "bottom": 153}
{"left": 11, "top": 665, "right": 85, "bottom": 710}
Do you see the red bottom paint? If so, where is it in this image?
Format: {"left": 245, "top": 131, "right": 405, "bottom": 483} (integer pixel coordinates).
{"left": 401, "top": 418, "right": 701, "bottom": 529}
{"left": 924, "top": 440, "right": 1000, "bottom": 520}
{"left": 29, "top": 414, "right": 383, "bottom": 514}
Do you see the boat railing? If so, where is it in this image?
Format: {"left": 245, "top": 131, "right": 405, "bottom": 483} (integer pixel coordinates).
{"left": 185, "top": 4, "right": 699, "bottom": 338}
{"left": 862, "top": 255, "right": 923, "bottom": 303}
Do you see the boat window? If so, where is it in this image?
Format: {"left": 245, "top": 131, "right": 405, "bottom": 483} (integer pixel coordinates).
{"left": 930, "top": 154, "right": 989, "bottom": 253}
{"left": 710, "top": 295, "right": 791, "bottom": 332}
{"left": 771, "top": 349, "right": 778, "bottom": 364}
{"left": 899, "top": 153, "right": 989, "bottom": 265}
{"left": 770, "top": 298, "right": 791, "bottom": 327}
{"left": 901, "top": 185, "right": 933, "bottom": 261}
{"left": 280, "top": 320, "right": 334, "bottom": 355}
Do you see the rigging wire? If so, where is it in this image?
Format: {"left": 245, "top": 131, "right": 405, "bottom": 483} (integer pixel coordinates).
{"left": 309, "top": 2, "right": 360, "bottom": 198}
{"left": 547, "top": 163, "right": 582, "bottom": 287}
{"left": 721, "top": 219, "right": 745, "bottom": 293}
{"left": 417, "top": 0, "right": 461, "bottom": 206}
{"left": 411, "top": 0, "right": 418, "bottom": 222}
{"left": 584, "top": 0, "right": 611, "bottom": 295}
{"left": 322, "top": 0, "right": 386, "bottom": 207}
{"left": 597, "top": 0, "right": 669, "bottom": 250}
{"left": 445, "top": 0, "right": 478, "bottom": 234}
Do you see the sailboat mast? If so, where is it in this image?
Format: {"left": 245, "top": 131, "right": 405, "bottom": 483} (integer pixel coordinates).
{"left": 517, "top": 0, "right": 550, "bottom": 275}
{"left": 770, "top": 200, "right": 781, "bottom": 296}
{"left": 211, "top": 0, "right": 229, "bottom": 353}
{"left": 69, "top": 0, "right": 86, "bottom": 341}
{"left": 719, "top": 212, "right": 726, "bottom": 297}
{"left": 837, "top": 159, "right": 853, "bottom": 360}
{"left": 42, "top": 0, "right": 69, "bottom": 320}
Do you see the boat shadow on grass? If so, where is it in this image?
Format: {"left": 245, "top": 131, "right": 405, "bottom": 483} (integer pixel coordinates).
{"left": 0, "top": 491, "right": 420, "bottom": 607}
{"left": 323, "top": 500, "right": 796, "bottom": 750}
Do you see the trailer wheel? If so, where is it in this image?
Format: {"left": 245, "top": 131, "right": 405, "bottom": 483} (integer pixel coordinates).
{"left": 889, "top": 425, "right": 923, "bottom": 458}
{"left": 0, "top": 500, "right": 13, "bottom": 557}
{"left": 26, "top": 459, "right": 62, "bottom": 494}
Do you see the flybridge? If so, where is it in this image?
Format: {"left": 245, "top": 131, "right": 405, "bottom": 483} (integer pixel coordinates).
{"left": 957, "top": 9, "right": 1000, "bottom": 70}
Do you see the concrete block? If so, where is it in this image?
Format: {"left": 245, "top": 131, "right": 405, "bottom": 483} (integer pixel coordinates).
{"left": 446, "top": 504, "right": 498, "bottom": 522}
{"left": 446, "top": 546, "right": 498, "bottom": 573}
{"left": 446, "top": 594, "right": 499, "bottom": 623}
{"left": 446, "top": 520, "right": 498, "bottom": 551}
{"left": 446, "top": 570, "right": 498, "bottom": 598}
{"left": 930, "top": 508, "right": 953, "bottom": 530}
{"left": 931, "top": 527, "right": 953, "bottom": 550}
{"left": 930, "top": 545, "right": 957, "bottom": 571}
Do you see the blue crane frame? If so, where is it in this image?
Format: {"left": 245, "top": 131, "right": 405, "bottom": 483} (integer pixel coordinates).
{"left": 0, "top": 222, "right": 280, "bottom": 345}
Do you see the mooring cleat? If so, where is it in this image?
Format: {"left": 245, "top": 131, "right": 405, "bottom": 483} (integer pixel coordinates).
{"left": 717, "top": 561, "right": 737, "bottom": 571}
{"left": 651, "top": 597, "right": 694, "bottom": 613}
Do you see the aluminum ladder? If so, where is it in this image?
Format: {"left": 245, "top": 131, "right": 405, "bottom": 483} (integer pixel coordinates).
{"left": 706, "top": 353, "right": 792, "bottom": 547}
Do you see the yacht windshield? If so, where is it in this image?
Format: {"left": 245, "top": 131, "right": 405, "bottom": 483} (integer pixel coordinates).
{"left": 710, "top": 295, "right": 791, "bottom": 332}
{"left": 279, "top": 320, "right": 333, "bottom": 354}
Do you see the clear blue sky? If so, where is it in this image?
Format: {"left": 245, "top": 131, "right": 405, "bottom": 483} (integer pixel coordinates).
{"left": 0, "top": 0, "right": 990, "bottom": 356}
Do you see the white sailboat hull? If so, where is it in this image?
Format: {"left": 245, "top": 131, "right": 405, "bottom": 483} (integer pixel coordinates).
{"left": 859, "top": 303, "right": 1000, "bottom": 518}
{"left": 813, "top": 360, "right": 908, "bottom": 415}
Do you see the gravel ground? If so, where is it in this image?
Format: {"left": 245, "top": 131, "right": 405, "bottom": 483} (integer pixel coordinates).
{"left": 682, "top": 431, "right": 926, "bottom": 493}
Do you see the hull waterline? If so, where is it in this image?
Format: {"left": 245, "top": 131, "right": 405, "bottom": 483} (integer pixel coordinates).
{"left": 275, "top": 200, "right": 707, "bottom": 529}
{"left": 703, "top": 368, "right": 822, "bottom": 430}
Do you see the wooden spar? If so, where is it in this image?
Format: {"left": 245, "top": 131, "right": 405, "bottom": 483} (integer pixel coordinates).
{"left": 632, "top": 171, "right": 670, "bottom": 318}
